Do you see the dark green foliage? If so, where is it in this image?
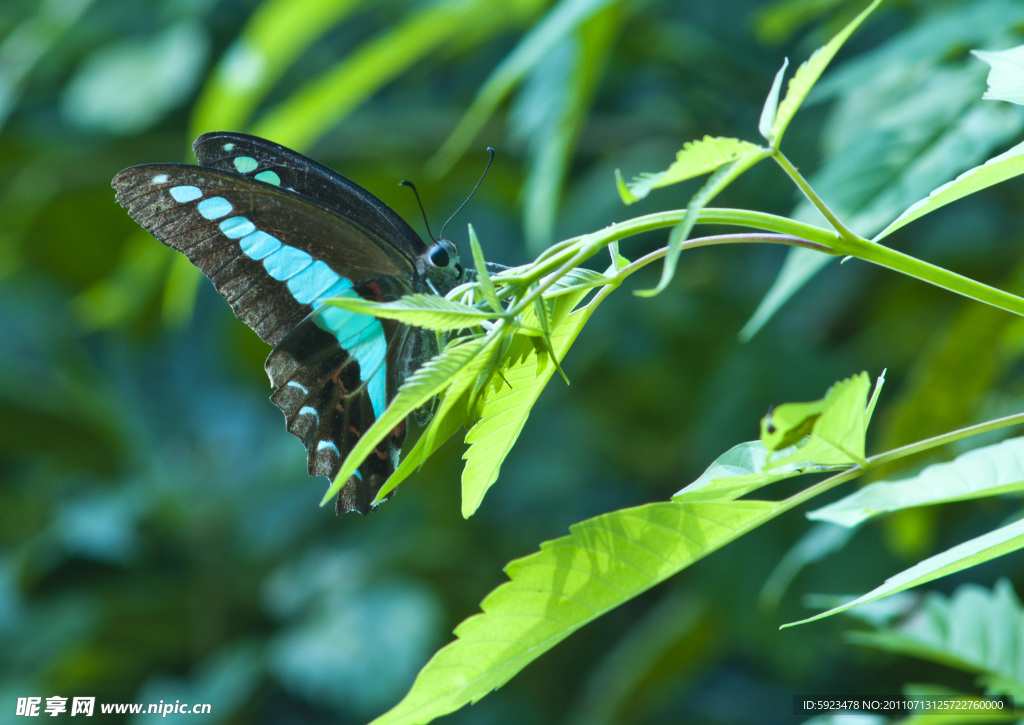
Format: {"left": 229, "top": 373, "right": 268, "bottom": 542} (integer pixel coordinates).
{"left": 5, "top": 1, "right": 1024, "bottom": 723}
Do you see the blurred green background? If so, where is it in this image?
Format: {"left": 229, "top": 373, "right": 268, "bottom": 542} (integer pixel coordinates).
{"left": 4, "top": 0, "right": 1024, "bottom": 722}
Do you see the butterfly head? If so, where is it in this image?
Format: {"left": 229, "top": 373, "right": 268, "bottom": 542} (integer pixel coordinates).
{"left": 424, "top": 237, "right": 465, "bottom": 292}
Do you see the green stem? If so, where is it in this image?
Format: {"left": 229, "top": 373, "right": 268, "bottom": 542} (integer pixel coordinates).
{"left": 482, "top": 203, "right": 1024, "bottom": 320}
{"left": 771, "top": 150, "right": 1024, "bottom": 316}
{"left": 780, "top": 410, "right": 1024, "bottom": 514}
{"left": 844, "top": 239, "right": 1024, "bottom": 317}
{"left": 495, "top": 209, "right": 839, "bottom": 297}
{"left": 773, "top": 151, "right": 859, "bottom": 242}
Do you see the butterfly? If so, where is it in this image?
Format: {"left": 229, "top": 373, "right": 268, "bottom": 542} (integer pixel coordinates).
{"left": 112, "top": 132, "right": 468, "bottom": 515}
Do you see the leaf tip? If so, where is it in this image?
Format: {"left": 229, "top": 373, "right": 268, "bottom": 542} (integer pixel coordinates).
{"left": 615, "top": 168, "right": 639, "bottom": 205}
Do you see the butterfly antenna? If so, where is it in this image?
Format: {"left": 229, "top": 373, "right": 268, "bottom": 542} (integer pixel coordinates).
{"left": 399, "top": 180, "right": 436, "bottom": 241}
{"left": 439, "top": 147, "right": 495, "bottom": 240}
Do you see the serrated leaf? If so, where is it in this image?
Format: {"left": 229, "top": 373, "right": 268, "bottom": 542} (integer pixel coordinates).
{"left": 673, "top": 441, "right": 837, "bottom": 503}
{"left": 874, "top": 140, "right": 1024, "bottom": 241}
{"left": 461, "top": 286, "right": 597, "bottom": 517}
{"left": 759, "top": 58, "right": 789, "bottom": 140}
{"left": 764, "top": 373, "right": 871, "bottom": 468}
{"left": 973, "top": 44, "right": 1024, "bottom": 106}
{"left": 469, "top": 224, "right": 502, "bottom": 312}
{"left": 325, "top": 294, "right": 494, "bottom": 331}
{"left": 373, "top": 334, "right": 505, "bottom": 504}
{"left": 808, "top": 436, "right": 1024, "bottom": 528}
{"left": 375, "top": 387, "right": 471, "bottom": 502}
{"left": 424, "top": 334, "right": 505, "bottom": 463}
{"left": 371, "top": 499, "right": 782, "bottom": 725}
{"left": 743, "top": 13, "right": 1024, "bottom": 340}
{"left": 542, "top": 267, "right": 614, "bottom": 297}
{"left": 769, "top": 0, "right": 883, "bottom": 146}
{"left": 785, "top": 516, "right": 1024, "bottom": 627}
{"left": 636, "top": 146, "right": 770, "bottom": 297}
{"left": 322, "top": 337, "right": 492, "bottom": 504}
{"left": 621, "top": 136, "right": 765, "bottom": 204}
{"left": 846, "top": 579, "right": 1024, "bottom": 698}
{"left": 761, "top": 401, "right": 825, "bottom": 452}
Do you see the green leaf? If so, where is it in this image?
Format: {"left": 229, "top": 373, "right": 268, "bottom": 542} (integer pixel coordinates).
{"left": 619, "top": 136, "right": 765, "bottom": 204}
{"left": 374, "top": 386, "right": 471, "bottom": 503}
{"left": 673, "top": 441, "right": 837, "bottom": 503}
{"left": 761, "top": 401, "right": 824, "bottom": 452}
{"left": 973, "top": 44, "right": 1024, "bottom": 106}
{"left": 635, "top": 146, "right": 770, "bottom": 297}
{"left": 254, "top": 0, "right": 541, "bottom": 149}
{"left": 614, "top": 168, "right": 638, "bottom": 204}
{"left": 785, "top": 516, "right": 1024, "bottom": 627}
{"left": 517, "top": 2, "right": 618, "bottom": 252}
{"left": 742, "top": 5, "right": 1024, "bottom": 340}
{"left": 769, "top": 0, "right": 883, "bottom": 147}
{"left": 808, "top": 436, "right": 1024, "bottom": 528}
{"left": 429, "top": 0, "right": 615, "bottom": 176}
{"left": 763, "top": 372, "right": 872, "bottom": 468}
{"left": 874, "top": 140, "right": 1024, "bottom": 242}
{"left": 847, "top": 580, "right": 1024, "bottom": 698}
{"left": 864, "top": 368, "right": 886, "bottom": 426}
{"left": 191, "top": 0, "right": 361, "bottom": 134}
{"left": 758, "top": 58, "right": 789, "bottom": 141}
{"left": 468, "top": 225, "right": 502, "bottom": 312}
{"left": 461, "top": 287, "right": 596, "bottom": 517}
{"left": 540, "top": 267, "right": 615, "bottom": 297}
{"left": 371, "top": 499, "right": 782, "bottom": 725}
{"left": 324, "top": 294, "right": 495, "bottom": 331}
{"left": 322, "top": 336, "right": 493, "bottom": 505}
{"left": 420, "top": 333, "right": 506, "bottom": 476}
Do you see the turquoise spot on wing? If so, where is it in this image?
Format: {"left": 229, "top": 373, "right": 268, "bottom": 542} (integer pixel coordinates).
{"left": 315, "top": 278, "right": 355, "bottom": 303}
{"left": 212, "top": 202, "right": 388, "bottom": 417}
{"left": 219, "top": 216, "right": 256, "bottom": 239}
{"left": 366, "top": 362, "right": 387, "bottom": 418}
{"left": 316, "top": 305, "right": 374, "bottom": 344}
{"left": 350, "top": 324, "right": 388, "bottom": 417}
{"left": 263, "top": 245, "right": 313, "bottom": 281}
{"left": 254, "top": 170, "right": 281, "bottom": 186}
{"left": 197, "top": 196, "right": 232, "bottom": 220}
{"left": 169, "top": 185, "right": 201, "bottom": 203}
{"left": 317, "top": 440, "right": 339, "bottom": 456}
{"left": 233, "top": 156, "right": 258, "bottom": 173}
{"left": 239, "top": 230, "right": 281, "bottom": 259}
{"left": 152, "top": 174, "right": 169, "bottom": 184}
{"left": 286, "top": 261, "right": 341, "bottom": 305}
{"left": 223, "top": 142, "right": 234, "bottom": 151}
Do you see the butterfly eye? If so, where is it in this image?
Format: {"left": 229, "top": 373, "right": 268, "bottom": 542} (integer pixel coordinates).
{"left": 428, "top": 243, "right": 451, "bottom": 268}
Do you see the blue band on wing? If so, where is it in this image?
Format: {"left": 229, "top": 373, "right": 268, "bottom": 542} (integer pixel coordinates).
{"left": 169, "top": 181, "right": 390, "bottom": 418}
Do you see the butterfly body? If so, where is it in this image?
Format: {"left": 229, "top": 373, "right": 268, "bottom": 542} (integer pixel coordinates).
{"left": 112, "top": 132, "right": 465, "bottom": 514}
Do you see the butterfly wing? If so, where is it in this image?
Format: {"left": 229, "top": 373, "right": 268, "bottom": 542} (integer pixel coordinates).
{"left": 111, "top": 163, "right": 418, "bottom": 513}
{"left": 192, "top": 131, "right": 427, "bottom": 262}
